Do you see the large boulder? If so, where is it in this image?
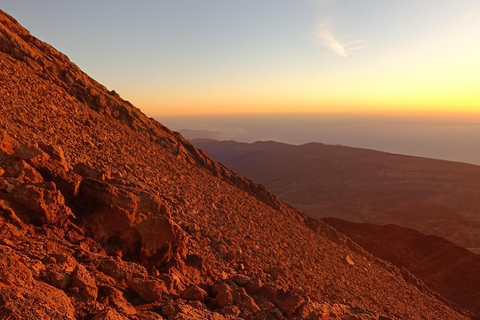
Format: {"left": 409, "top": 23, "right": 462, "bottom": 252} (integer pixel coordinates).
{"left": 76, "top": 177, "right": 185, "bottom": 266}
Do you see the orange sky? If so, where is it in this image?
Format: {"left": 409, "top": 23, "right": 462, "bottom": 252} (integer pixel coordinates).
{"left": 3, "top": 1, "right": 480, "bottom": 117}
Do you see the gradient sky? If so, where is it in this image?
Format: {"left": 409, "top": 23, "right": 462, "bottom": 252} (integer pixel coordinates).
{"left": 1, "top": 1, "right": 480, "bottom": 116}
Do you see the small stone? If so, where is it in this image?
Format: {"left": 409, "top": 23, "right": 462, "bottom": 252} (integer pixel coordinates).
{"left": 40, "top": 144, "right": 68, "bottom": 170}
{"left": 180, "top": 285, "right": 207, "bottom": 301}
{"left": 69, "top": 287, "right": 79, "bottom": 294}
{"left": 213, "top": 283, "right": 234, "bottom": 307}
{"left": 135, "top": 311, "right": 164, "bottom": 320}
{"left": 73, "top": 162, "right": 106, "bottom": 180}
{"left": 5, "top": 183, "right": 15, "bottom": 193}
{"left": 244, "top": 278, "right": 263, "bottom": 294}
{"left": 220, "top": 305, "right": 240, "bottom": 317}
{"left": 346, "top": 255, "right": 355, "bottom": 266}
{"left": 92, "top": 309, "right": 128, "bottom": 320}
{"left": 158, "top": 273, "right": 185, "bottom": 294}
{"left": 127, "top": 277, "right": 166, "bottom": 302}
{"left": 231, "top": 274, "right": 250, "bottom": 286}
{"left": 71, "top": 265, "right": 98, "bottom": 301}
{"left": 188, "top": 300, "right": 204, "bottom": 310}
{"left": 231, "top": 287, "right": 260, "bottom": 317}
{"left": 14, "top": 144, "right": 48, "bottom": 161}
{"left": 101, "top": 285, "right": 137, "bottom": 315}
{"left": 0, "top": 132, "right": 18, "bottom": 155}
{"left": 219, "top": 271, "right": 228, "bottom": 280}
{"left": 161, "top": 304, "right": 177, "bottom": 316}
{"left": 278, "top": 293, "right": 305, "bottom": 315}
{"left": 50, "top": 271, "right": 70, "bottom": 289}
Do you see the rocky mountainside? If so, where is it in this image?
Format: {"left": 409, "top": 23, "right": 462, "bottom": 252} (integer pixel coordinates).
{"left": 191, "top": 139, "right": 480, "bottom": 251}
{"left": 324, "top": 218, "right": 480, "bottom": 318}
{"left": 0, "top": 9, "right": 473, "bottom": 319}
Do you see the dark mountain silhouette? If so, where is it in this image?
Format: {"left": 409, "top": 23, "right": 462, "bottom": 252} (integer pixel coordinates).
{"left": 191, "top": 139, "right": 480, "bottom": 251}
{"left": 0, "top": 9, "right": 475, "bottom": 319}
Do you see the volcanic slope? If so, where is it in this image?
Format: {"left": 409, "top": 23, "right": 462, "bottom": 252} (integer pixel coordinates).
{"left": 324, "top": 218, "right": 480, "bottom": 319}
{"left": 0, "top": 9, "right": 470, "bottom": 319}
{"left": 191, "top": 139, "right": 480, "bottom": 250}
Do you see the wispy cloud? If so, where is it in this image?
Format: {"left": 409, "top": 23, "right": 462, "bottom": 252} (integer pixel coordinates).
{"left": 311, "top": 0, "right": 366, "bottom": 58}
{"left": 316, "top": 22, "right": 347, "bottom": 57}
{"left": 344, "top": 40, "right": 367, "bottom": 52}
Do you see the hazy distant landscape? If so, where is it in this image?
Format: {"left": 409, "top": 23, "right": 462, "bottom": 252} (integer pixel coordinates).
{"left": 161, "top": 113, "right": 480, "bottom": 165}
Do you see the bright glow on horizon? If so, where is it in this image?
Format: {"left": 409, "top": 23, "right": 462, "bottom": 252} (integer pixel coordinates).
{"left": 1, "top": 1, "right": 479, "bottom": 117}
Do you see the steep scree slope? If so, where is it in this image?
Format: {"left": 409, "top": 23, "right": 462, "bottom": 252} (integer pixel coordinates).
{"left": 0, "top": 9, "right": 471, "bottom": 320}
{"left": 324, "top": 218, "right": 480, "bottom": 319}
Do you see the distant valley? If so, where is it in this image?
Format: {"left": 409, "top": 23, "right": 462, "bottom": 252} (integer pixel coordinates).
{"left": 192, "top": 139, "right": 480, "bottom": 251}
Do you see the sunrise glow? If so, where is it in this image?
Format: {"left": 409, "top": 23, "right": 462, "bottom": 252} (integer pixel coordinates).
{"left": 2, "top": 1, "right": 479, "bottom": 117}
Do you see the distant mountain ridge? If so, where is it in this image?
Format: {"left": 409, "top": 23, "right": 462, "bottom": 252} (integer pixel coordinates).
{"left": 192, "top": 139, "right": 480, "bottom": 250}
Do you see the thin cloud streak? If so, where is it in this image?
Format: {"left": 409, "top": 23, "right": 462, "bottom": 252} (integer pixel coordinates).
{"left": 317, "top": 22, "right": 347, "bottom": 57}
{"left": 344, "top": 40, "right": 367, "bottom": 52}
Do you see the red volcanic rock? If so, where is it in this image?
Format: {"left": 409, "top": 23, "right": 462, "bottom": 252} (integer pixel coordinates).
{"left": 49, "top": 270, "right": 71, "bottom": 289}
{"left": 212, "top": 282, "right": 234, "bottom": 307}
{"left": 244, "top": 277, "right": 263, "bottom": 294}
{"left": 135, "top": 311, "right": 164, "bottom": 320}
{"left": 0, "top": 132, "right": 18, "bottom": 155}
{"left": 0, "top": 282, "right": 76, "bottom": 320}
{"left": 73, "top": 162, "right": 109, "bottom": 181}
{"left": 92, "top": 309, "right": 129, "bottom": 320}
{"left": 11, "top": 182, "right": 74, "bottom": 224}
{"left": 99, "top": 256, "right": 148, "bottom": 280}
{"left": 126, "top": 277, "right": 166, "bottom": 302}
{"left": 77, "top": 177, "right": 185, "bottom": 265}
{"left": 0, "top": 247, "right": 76, "bottom": 319}
{"left": 232, "top": 287, "right": 260, "bottom": 317}
{"left": 14, "top": 143, "right": 49, "bottom": 162}
{"left": 278, "top": 292, "right": 305, "bottom": 315}
{"left": 0, "top": 245, "right": 34, "bottom": 286}
{"left": 40, "top": 144, "right": 68, "bottom": 170}
{"left": 100, "top": 285, "right": 137, "bottom": 315}
{"left": 180, "top": 285, "right": 208, "bottom": 301}
{"left": 71, "top": 264, "right": 98, "bottom": 301}
{"left": 219, "top": 305, "right": 241, "bottom": 317}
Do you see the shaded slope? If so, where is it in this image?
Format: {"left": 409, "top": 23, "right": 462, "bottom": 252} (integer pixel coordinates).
{"left": 0, "top": 9, "right": 471, "bottom": 319}
{"left": 192, "top": 139, "right": 480, "bottom": 249}
{"left": 324, "top": 218, "right": 480, "bottom": 319}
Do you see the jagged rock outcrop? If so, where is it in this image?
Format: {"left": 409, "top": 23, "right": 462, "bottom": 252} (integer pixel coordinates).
{"left": 0, "top": 8, "right": 474, "bottom": 320}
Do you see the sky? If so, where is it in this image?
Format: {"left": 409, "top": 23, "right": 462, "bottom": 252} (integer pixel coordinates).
{"left": 1, "top": 1, "right": 480, "bottom": 117}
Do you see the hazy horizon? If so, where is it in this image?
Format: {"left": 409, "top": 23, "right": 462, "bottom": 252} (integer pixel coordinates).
{"left": 160, "top": 113, "right": 480, "bottom": 165}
